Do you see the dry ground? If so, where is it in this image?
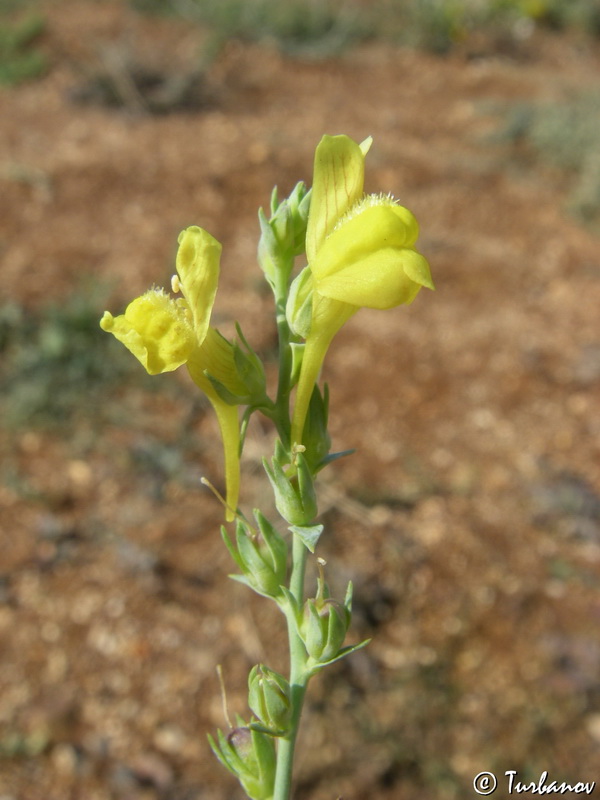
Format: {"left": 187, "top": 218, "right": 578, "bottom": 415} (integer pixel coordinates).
{"left": 0, "top": 2, "right": 599, "bottom": 799}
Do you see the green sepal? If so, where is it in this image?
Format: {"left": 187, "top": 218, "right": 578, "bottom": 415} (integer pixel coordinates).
{"left": 205, "top": 370, "right": 251, "bottom": 405}
{"left": 286, "top": 266, "right": 314, "bottom": 339}
{"left": 248, "top": 720, "right": 286, "bottom": 737}
{"left": 257, "top": 206, "right": 280, "bottom": 286}
{"left": 304, "top": 599, "right": 326, "bottom": 659}
{"left": 293, "top": 185, "right": 311, "bottom": 256}
{"left": 280, "top": 585, "right": 301, "bottom": 619}
{"left": 211, "top": 728, "right": 247, "bottom": 777}
{"left": 289, "top": 342, "right": 305, "bottom": 386}
{"left": 221, "top": 515, "right": 287, "bottom": 599}
{"left": 288, "top": 524, "right": 323, "bottom": 554}
{"left": 208, "top": 724, "right": 276, "bottom": 800}
{"left": 248, "top": 664, "right": 292, "bottom": 736}
{"left": 344, "top": 580, "right": 353, "bottom": 611}
{"left": 228, "top": 573, "right": 256, "bottom": 590}
{"left": 258, "top": 205, "right": 278, "bottom": 254}
{"left": 250, "top": 726, "right": 277, "bottom": 794}
{"left": 221, "top": 525, "right": 246, "bottom": 573}
{"left": 270, "top": 185, "right": 280, "bottom": 216}
{"left": 316, "top": 448, "right": 355, "bottom": 472}
{"left": 271, "top": 202, "right": 293, "bottom": 253}
{"left": 208, "top": 732, "right": 234, "bottom": 775}
{"left": 274, "top": 438, "right": 289, "bottom": 465}
{"left": 255, "top": 510, "right": 288, "bottom": 581}
{"left": 322, "top": 600, "right": 350, "bottom": 661}
{"left": 232, "top": 322, "right": 268, "bottom": 400}
{"left": 296, "top": 451, "right": 317, "bottom": 521}
{"left": 239, "top": 406, "right": 253, "bottom": 455}
{"left": 300, "top": 386, "right": 331, "bottom": 473}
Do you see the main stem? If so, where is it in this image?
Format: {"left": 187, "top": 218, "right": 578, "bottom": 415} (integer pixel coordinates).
{"left": 273, "top": 255, "right": 310, "bottom": 799}
{"left": 273, "top": 534, "right": 309, "bottom": 800}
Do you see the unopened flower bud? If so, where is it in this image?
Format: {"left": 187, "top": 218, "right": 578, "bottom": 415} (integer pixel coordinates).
{"left": 209, "top": 724, "right": 276, "bottom": 800}
{"left": 263, "top": 452, "right": 317, "bottom": 526}
{"left": 248, "top": 665, "right": 292, "bottom": 735}
{"left": 258, "top": 182, "right": 311, "bottom": 287}
{"left": 301, "top": 597, "right": 350, "bottom": 664}
{"left": 222, "top": 512, "right": 287, "bottom": 599}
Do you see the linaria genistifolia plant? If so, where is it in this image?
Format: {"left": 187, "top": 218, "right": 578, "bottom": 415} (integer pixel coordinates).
{"left": 101, "top": 134, "right": 434, "bottom": 800}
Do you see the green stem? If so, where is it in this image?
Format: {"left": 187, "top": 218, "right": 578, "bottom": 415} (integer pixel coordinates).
{"left": 273, "top": 534, "right": 309, "bottom": 800}
{"left": 271, "top": 249, "right": 310, "bottom": 799}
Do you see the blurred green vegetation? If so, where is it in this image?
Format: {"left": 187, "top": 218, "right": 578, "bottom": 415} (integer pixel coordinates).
{"left": 129, "top": 0, "right": 600, "bottom": 56}
{"left": 495, "top": 92, "right": 600, "bottom": 225}
{"left": 0, "top": 288, "right": 151, "bottom": 429}
{"left": 0, "top": 12, "right": 46, "bottom": 85}
{"left": 131, "top": 0, "right": 371, "bottom": 58}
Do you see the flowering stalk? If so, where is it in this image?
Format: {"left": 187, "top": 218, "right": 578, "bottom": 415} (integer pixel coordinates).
{"left": 100, "top": 134, "right": 433, "bottom": 800}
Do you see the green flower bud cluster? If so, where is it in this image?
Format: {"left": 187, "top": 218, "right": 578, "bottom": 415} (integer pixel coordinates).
{"left": 258, "top": 182, "right": 311, "bottom": 288}
{"left": 209, "top": 722, "right": 276, "bottom": 800}
{"left": 221, "top": 511, "right": 287, "bottom": 599}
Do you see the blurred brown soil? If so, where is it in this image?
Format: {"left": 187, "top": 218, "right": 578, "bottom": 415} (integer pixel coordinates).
{"left": 0, "top": 3, "right": 599, "bottom": 800}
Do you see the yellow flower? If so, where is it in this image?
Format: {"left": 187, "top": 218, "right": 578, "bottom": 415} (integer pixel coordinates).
{"left": 290, "top": 134, "right": 434, "bottom": 448}
{"left": 100, "top": 226, "right": 244, "bottom": 521}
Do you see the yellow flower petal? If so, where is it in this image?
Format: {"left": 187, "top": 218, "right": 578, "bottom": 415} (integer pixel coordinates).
{"left": 176, "top": 226, "right": 221, "bottom": 344}
{"left": 305, "top": 135, "right": 366, "bottom": 264}
{"left": 291, "top": 134, "right": 434, "bottom": 449}
{"left": 312, "top": 204, "right": 420, "bottom": 280}
{"left": 100, "top": 290, "right": 194, "bottom": 374}
{"left": 316, "top": 248, "right": 433, "bottom": 309}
